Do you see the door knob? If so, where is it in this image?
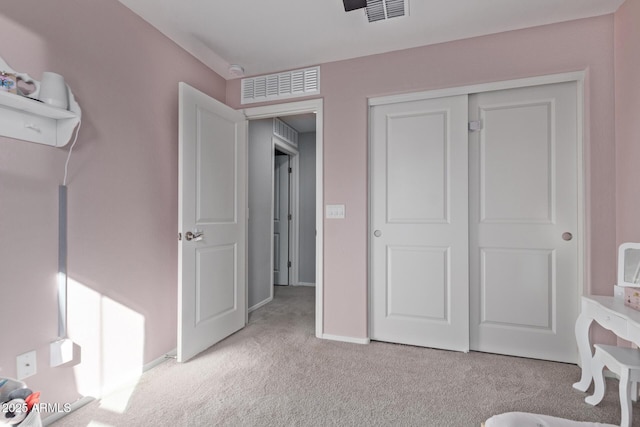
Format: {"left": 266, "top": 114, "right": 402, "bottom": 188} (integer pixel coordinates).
{"left": 185, "top": 230, "right": 204, "bottom": 241}
{"left": 374, "top": 230, "right": 382, "bottom": 237}
{"left": 562, "top": 232, "right": 573, "bottom": 241}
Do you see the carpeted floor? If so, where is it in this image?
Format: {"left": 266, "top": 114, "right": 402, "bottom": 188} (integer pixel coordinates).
{"left": 53, "top": 286, "right": 637, "bottom": 426}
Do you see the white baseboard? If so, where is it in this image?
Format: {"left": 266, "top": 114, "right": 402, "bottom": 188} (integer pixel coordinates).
{"left": 249, "top": 296, "right": 273, "bottom": 313}
{"left": 294, "top": 282, "right": 315, "bottom": 287}
{"left": 321, "top": 333, "right": 370, "bottom": 345}
{"left": 42, "top": 396, "right": 94, "bottom": 426}
{"left": 144, "top": 348, "right": 177, "bottom": 372}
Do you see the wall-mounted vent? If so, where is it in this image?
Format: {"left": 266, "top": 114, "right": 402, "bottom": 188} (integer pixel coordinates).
{"left": 366, "top": 0, "right": 407, "bottom": 22}
{"left": 241, "top": 66, "right": 320, "bottom": 105}
{"left": 273, "top": 118, "right": 298, "bottom": 147}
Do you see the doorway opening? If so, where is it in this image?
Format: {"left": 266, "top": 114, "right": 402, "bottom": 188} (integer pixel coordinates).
{"left": 273, "top": 149, "right": 291, "bottom": 286}
{"left": 177, "top": 88, "right": 323, "bottom": 362}
{"left": 246, "top": 100, "right": 322, "bottom": 337}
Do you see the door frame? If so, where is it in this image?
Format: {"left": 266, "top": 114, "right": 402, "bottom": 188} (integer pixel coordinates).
{"left": 272, "top": 137, "right": 299, "bottom": 288}
{"left": 367, "top": 70, "right": 586, "bottom": 338}
{"left": 244, "top": 98, "right": 324, "bottom": 338}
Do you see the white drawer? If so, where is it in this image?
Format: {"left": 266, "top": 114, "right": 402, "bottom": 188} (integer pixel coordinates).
{"left": 590, "top": 307, "right": 627, "bottom": 334}
{"left": 628, "top": 323, "right": 640, "bottom": 344}
{"left": 584, "top": 299, "right": 627, "bottom": 333}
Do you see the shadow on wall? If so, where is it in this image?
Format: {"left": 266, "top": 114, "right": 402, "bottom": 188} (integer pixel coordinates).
{"left": 67, "top": 278, "right": 145, "bottom": 413}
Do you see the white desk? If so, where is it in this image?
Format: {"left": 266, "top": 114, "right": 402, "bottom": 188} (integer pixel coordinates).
{"left": 573, "top": 295, "right": 640, "bottom": 391}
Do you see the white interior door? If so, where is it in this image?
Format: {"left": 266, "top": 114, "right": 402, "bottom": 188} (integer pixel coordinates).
{"left": 469, "top": 82, "right": 578, "bottom": 363}
{"left": 273, "top": 153, "right": 290, "bottom": 285}
{"left": 370, "top": 95, "right": 469, "bottom": 351}
{"left": 178, "top": 82, "right": 247, "bottom": 363}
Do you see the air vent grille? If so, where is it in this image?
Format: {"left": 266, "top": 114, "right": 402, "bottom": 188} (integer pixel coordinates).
{"left": 292, "top": 70, "right": 305, "bottom": 93}
{"left": 273, "top": 118, "right": 298, "bottom": 147}
{"left": 267, "top": 75, "right": 279, "bottom": 97}
{"left": 366, "top": 0, "right": 407, "bottom": 22}
{"left": 385, "top": 0, "right": 405, "bottom": 18}
{"left": 241, "top": 66, "right": 320, "bottom": 104}
{"left": 366, "top": 0, "right": 385, "bottom": 22}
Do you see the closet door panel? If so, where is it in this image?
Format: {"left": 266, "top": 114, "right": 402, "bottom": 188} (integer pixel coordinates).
{"left": 469, "top": 82, "right": 578, "bottom": 363}
{"left": 386, "top": 111, "right": 447, "bottom": 223}
{"left": 370, "top": 95, "right": 469, "bottom": 352}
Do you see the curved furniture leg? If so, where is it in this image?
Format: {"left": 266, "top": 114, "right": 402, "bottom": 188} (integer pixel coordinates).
{"left": 573, "top": 311, "right": 594, "bottom": 392}
{"left": 619, "top": 369, "right": 632, "bottom": 427}
{"left": 585, "top": 352, "right": 606, "bottom": 406}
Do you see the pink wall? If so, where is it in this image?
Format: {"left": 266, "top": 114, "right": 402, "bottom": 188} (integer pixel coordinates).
{"left": 0, "top": 0, "right": 225, "bottom": 407}
{"left": 615, "top": 0, "right": 640, "bottom": 244}
{"left": 0, "top": 0, "right": 623, "bottom": 409}
{"left": 228, "top": 15, "right": 617, "bottom": 339}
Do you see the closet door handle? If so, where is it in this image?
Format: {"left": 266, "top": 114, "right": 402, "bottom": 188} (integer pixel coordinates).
{"left": 562, "top": 232, "right": 573, "bottom": 241}
{"left": 374, "top": 230, "right": 382, "bottom": 238}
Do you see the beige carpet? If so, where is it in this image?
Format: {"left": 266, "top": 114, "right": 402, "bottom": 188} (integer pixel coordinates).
{"left": 53, "top": 286, "right": 635, "bottom": 426}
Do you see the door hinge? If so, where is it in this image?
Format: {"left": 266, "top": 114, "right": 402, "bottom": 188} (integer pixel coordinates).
{"left": 288, "top": 167, "right": 292, "bottom": 174}
{"left": 288, "top": 213, "right": 292, "bottom": 220}
{"left": 288, "top": 261, "right": 292, "bottom": 268}
{"left": 178, "top": 232, "right": 182, "bottom": 241}
{"left": 469, "top": 120, "right": 482, "bottom": 132}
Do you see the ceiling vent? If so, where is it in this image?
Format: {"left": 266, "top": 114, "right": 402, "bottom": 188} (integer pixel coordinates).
{"left": 273, "top": 118, "right": 298, "bottom": 147}
{"left": 366, "top": 0, "right": 407, "bottom": 22}
{"left": 241, "top": 66, "right": 320, "bottom": 105}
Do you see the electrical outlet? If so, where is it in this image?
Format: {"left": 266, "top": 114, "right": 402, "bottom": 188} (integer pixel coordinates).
{"left": 16, "top": 350, "right": 37, "bottom": 380}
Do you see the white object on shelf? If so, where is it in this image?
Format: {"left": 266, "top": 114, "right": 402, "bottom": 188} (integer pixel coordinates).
{"left": 0, "top": 55, "right": 81, "bottom": 147}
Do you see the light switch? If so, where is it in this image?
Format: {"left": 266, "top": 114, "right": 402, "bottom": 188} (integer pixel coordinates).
{"left": 326, "top": 204, "right": 345, "bottom": 219}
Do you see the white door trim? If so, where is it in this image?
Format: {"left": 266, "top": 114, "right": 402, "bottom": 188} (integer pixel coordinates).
{"left": 368, "top": 70, "right": 586, "bottom": 338}
{"left": 369, "top": 71, "right": 584, "bottom": 107}
{"left": 272, "top": 137, "right": 300, "bottom": 287}
{"left": 244, "top": 99, "right": 324, "bottom": 338}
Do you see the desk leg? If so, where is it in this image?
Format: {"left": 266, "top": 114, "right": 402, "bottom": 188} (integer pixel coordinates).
{"left": 585, "top": 353, "right": 606, "bottom": 405}
{"left": 573, "top": 312, "right": 594, "bottom": 392}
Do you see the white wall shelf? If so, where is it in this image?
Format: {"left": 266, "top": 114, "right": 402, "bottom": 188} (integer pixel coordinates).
{"left": 0, "top": 90, "right": 80, "bottom": 147}
{"left": 0, "top": 55, "right": 81, "bottom": 147}
{"left": 0, "top": 90, "right": 76, "bottom": 119}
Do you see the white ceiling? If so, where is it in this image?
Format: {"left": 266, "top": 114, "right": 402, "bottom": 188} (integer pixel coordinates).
{"left": 281, "top": 114, "right": 317, "bottom": 134}
{"left": 118, "top": 0, "right": 624, "bottom": 80}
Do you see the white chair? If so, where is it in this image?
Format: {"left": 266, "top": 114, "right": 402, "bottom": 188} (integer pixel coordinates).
{"left": 585, "top": 344, "right": 640, "bottom": 427}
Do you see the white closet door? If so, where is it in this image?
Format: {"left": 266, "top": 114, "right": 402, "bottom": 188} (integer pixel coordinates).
{"left": 370, "top": 95, "right": 469, "bottom": 352}
{"left": 469, "top": 82, "right": 578, "bottom": 363}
